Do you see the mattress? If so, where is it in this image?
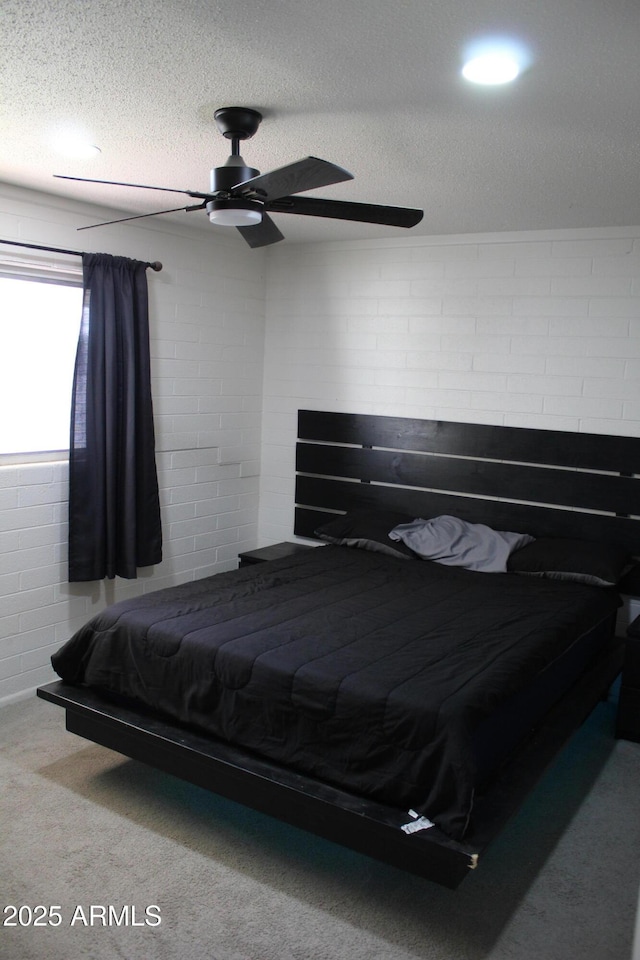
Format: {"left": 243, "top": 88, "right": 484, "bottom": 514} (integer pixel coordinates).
{"left": 51, "top": 545, "right": 620, "bottom": 839}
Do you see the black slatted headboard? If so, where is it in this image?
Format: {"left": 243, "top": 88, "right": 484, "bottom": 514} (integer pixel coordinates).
{"left": 294, "top": 410, "right": 640, "bottom": 554}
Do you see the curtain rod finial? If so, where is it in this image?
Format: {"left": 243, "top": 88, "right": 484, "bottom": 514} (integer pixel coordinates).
{"left": 149, "top": 261, "right": 162, "bottom": 272}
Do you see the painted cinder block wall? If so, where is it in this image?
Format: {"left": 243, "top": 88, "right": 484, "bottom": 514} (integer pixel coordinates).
{"left": 0, "top": 183, "right": 266, "bottom": 703}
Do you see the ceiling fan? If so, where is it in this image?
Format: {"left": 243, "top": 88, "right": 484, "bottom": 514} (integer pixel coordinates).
{"left": 54, "top": 106, "right": 424, "bottom": 248}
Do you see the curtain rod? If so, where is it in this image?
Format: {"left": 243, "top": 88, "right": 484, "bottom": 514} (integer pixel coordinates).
{"left": 0, "top": 238, "right": 163, "bottom": 272}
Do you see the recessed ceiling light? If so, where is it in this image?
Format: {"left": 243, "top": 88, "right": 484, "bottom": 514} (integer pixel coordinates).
{"left": 462, "top": 53, "right": 520, "bottom": 85}
{"left": 462, "top": 38, "right": 530, "bottom": 86}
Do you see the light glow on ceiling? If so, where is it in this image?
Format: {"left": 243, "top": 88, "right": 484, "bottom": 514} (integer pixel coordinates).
{"left": 51, "top": 131, "right": 101, "bottom": 160}
{"left": 462, "top": 38, "right": 530, "bottom": 85}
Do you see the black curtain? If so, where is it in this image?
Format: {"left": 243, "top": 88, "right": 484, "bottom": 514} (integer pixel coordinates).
{"left": 68, "top": 253, "right": 162, "bottom": 581}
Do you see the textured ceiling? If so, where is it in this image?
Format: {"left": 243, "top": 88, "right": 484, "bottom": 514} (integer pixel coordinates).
{"left": 2, "top": 0, "right": 639, "bottom": 246}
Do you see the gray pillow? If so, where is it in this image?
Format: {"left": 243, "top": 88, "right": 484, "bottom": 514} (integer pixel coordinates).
{"left": 390, "top": 515, "right": 534, "bottom": 573}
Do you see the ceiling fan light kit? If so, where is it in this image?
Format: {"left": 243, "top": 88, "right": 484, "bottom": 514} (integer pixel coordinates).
{"left": 207, "top": 197, "right": 263, "bottom": 226}
{"left": 55, "top": 105, "right": 424, "bottom": 247}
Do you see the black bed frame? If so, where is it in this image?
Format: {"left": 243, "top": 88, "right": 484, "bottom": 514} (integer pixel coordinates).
{"left": 38, "top": 410, "right": 640, "bottom": 888}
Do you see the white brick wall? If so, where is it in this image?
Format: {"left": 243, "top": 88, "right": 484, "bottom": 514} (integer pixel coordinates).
{"left": 259, "top": 227, "right": 640, "bottom": 545}
{"left": 0, "top": 184, "right": 265, "bottom": 702}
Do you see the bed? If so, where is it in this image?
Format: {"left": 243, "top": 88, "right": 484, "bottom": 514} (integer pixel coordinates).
{"left": 38, "top": 410, "right": 640, "bottom": 888}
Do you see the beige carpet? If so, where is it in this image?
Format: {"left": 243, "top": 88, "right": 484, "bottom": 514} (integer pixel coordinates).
{"left": 1, "top": 690, "right": 639, "bottom": 960}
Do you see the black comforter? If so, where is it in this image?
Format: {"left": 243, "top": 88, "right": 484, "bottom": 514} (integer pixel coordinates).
{"left": 51, "top": 546, "right": 619, "bottom": 839}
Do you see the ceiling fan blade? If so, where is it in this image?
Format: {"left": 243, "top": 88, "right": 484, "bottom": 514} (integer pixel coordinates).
{"left": 267, "top": 195, "right": 423, "bottom": 228}
{"left": 234, "top": 157, "right": 353, "bottom": 202}
{"left": 76, "top": 202, "right": 207, "bottom": 231}
{"left": 54, "top": 174, "right": 210, "bottom": 199}
{"left": 236, "top": 213, "right": 285, "bottom": 248}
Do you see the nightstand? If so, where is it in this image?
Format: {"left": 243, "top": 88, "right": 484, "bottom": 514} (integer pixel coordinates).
{"left": 238, "top": 541, "right": 315, "bottom": 568}
{"left": 616, "top": 615, "right": 640, "bottom": 743}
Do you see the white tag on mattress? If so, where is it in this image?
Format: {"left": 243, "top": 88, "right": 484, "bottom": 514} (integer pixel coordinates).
{"left": 401, "top": 815, "right": 434, "bottom": 835}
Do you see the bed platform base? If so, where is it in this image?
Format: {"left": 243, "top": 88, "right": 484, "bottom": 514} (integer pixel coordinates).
{"left": 37, "top": 636, "right": 622, "bottom": 889}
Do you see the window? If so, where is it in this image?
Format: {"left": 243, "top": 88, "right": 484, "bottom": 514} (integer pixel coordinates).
{"left": 0, "top": 272, "right": 83, "bottom": 456}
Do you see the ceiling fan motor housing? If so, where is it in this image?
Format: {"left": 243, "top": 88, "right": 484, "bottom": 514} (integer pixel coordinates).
{"left": 210, "top": 156, "right": 260, "bottom": 194}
